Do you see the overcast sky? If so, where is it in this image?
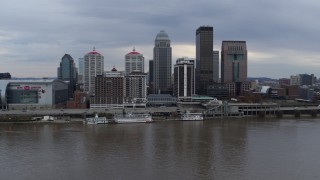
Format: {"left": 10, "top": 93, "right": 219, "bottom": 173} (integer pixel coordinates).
{"left": 1, "top": 0, "right": 320, "bottom": 79}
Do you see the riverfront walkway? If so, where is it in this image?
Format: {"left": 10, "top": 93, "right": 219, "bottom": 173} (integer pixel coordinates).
{"left": 0, "top": 106, "right": 319, "bottom": 118}
{"left": 0, "top": 107, "right": 179, "bottom": 116}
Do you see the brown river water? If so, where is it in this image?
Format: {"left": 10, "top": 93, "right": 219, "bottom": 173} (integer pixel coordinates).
{"left": 1, "top": 118, "right": 320, "bottom": 180}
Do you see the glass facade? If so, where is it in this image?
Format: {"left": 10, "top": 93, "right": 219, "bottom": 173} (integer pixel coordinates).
{"left": 153, "top": 31, "right": 172, "bottom": 94}
{"left": 57, "top": 54, "right": 77, "bottom": 99}
{"left": 196, "top": 26, "right": 215, "bottom": 95}
{"left": 7, "top": 90, "right": 38, "bottom": 104}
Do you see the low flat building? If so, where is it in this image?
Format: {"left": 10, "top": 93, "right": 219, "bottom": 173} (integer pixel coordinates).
{"left": 206, "top": 84, "right": 229, "bottom": 100}
{"left": 281, "top": 85, "right": 299, "bottom": 100}
{"left": 225, "top": 81, "right": 251, "bottom": 97}
{"left": 279, "top": 78, "right": 290, "bottom": 86}
{"left": 66, "top": 90, "right": 89, "bottom": 109}
{"left": 147, "top": 94, "right": 176, "bottom": 107}
{"left": 0, "top": 79, "right": 68, "bottom": 110}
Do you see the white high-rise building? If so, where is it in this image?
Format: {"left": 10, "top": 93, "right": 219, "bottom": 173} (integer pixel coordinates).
{"left": 125, "top": 48, "right": 144, "bottom": 74}
{"left": 84, "top": 47, "right": 104, "bottom": 95}
{"left": 153, "top": 30, "right": 172, "bottom": 94}
{"left": 124, "top": 71, "right": 147, "bottom": 101}
{"left": 173, "top": 58, "right": 195, "bottom": 99}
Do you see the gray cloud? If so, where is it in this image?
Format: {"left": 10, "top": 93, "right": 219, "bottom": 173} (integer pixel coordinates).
{"left": 1, "top": 0, "right": 320, "bottom": 78}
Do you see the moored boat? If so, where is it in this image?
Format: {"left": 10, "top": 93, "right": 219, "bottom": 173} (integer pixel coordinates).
{"left": 84, "top": 114, "right": 107, "bottom": 124}
{"left": 180, "top": 111, "right": 204, "bottom": 121}
{"left": 114, "top": 113, "right": 154, "bottom": 123}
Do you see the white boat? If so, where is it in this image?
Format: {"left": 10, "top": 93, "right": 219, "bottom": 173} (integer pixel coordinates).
{"left": 42, "top": 115, "right": 54, "bottom": 121}
{"left": 114, "top": 113, "right": 154, "bottom": 124}
{"left": 85, "top": 114, "right": 107, "bottom": 124}
{"left": 180, "top": 112, "right": 204, "bottom": 121}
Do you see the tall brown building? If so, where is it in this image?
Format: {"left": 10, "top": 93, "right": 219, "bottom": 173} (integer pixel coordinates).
{"left": 279, "top": 78, "right": 291, "bottom": 86}
{"left": 221, "top": 41, "right": 250, "bottom": 96}
{"left": 221, "top": 41, "right": 247, "bottom": 83}
{"left": 90, "top": 68, "right": 124, "bottom": 109}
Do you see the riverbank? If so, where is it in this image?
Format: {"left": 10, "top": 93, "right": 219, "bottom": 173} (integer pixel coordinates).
{"left": 2, "top": 114, "right": 320, "bottom": 123}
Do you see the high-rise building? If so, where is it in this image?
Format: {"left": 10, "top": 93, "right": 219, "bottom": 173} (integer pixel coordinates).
{"left": 221, "top": 41, "right": 249, "bottom": 96}
{"left": 196, "top": 26, "right": 216, "bottom": 95}
{"left": 78, "top": 58, "right": 84, "bottom": 84}
{"left": 213, "top": 51, "right": 219, "bottom": 83}
{"left": 90, "top": 75, "right": 107, "bottom": 109}
{"left": 300, "top": 74, "right": 314, "bottom": 86}
{"left": 57, "top": 54, "right": 78, "bottom": 99}
{"left": 90, "top": 67, "right": 124, "bottom": 109}
{"left": 173, "top": 58, "right": 195, "bottom": 99}
{"left": 125, "top": 48, "right": 144, "bottom": 74}
{"left": 124, "top": 71, "right": 147, "bottom": 103}
{"left": 104, "top": 67, "right": 124, "bottom": 108}
{"left": 153, "top": 30, "right": 172, "bottom": 94}
{"left": 83, "top": 47, "right": 104, "bottom": 95}
{"left": 221, "top": 41, "right": 247, "bottom": 83}
{"left": 148, "top": 60, "right": 154, "bottom": 94}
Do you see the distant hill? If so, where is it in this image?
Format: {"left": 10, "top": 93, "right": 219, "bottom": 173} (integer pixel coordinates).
{"left": 248, "top": 77, "right": 277, "bottom": 81}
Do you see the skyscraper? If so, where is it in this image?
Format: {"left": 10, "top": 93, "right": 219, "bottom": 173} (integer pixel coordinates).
{"left": 148, "top": 59, "right": 154, "bottom": 94}
{"left": 104, "top": 67, "right": 124, "bottom": 108}
{"left": 173, "top": 58, "right": 195, "bottom": 99}
{"left": 153, "top": 30, "right": 172, "bottom": 94}
{"left": 78, "top": 58, "right": 84, "bottom": 90}
{"left": 221, "top": 41, "right": 247, "bottom": 83}
{"left": 90, "top": 67, "right": 124, "bottom": 109}
{"left": 213, "top": 51, "right": 219, "bottom": 83}
{"left": 83, "top": 47, "right": 104, "bottom": 95}
{"left": 124, "top": 71, "right": 147, "bottom": 103}
{"left": 196, "top": 26, "right": 216, "bottom": 95}
{"left": 125, "top": 48, "right": 144, "bottom": 74}
{"left": 221, "top": 41, "right": 249, "bottom": 96}
{"left": 57, "top": 54, "right": 78, "bottom": 99}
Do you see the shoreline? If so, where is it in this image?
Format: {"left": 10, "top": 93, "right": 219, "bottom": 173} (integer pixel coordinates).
{"left": 1, "top": 114, "right": 320, "bottom": 123}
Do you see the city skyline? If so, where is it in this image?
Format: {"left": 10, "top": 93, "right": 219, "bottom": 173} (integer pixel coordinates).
{"left": 1, "top": 0, "right": 320, "bottom": 79}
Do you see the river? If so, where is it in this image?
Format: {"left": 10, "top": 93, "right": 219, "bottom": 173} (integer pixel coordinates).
{"left": 1, "top": 118, "right": 320, "bottom": 180}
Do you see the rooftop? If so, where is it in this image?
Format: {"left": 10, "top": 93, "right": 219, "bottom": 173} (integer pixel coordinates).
{"left": 127, "top": 47, "right": 141, "bottom": 55}
{"left": 87, "top": 47, "right": 101, "bottom": 55}
{"left": 155, "top": 30, "right": 170, "bottom": 41}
